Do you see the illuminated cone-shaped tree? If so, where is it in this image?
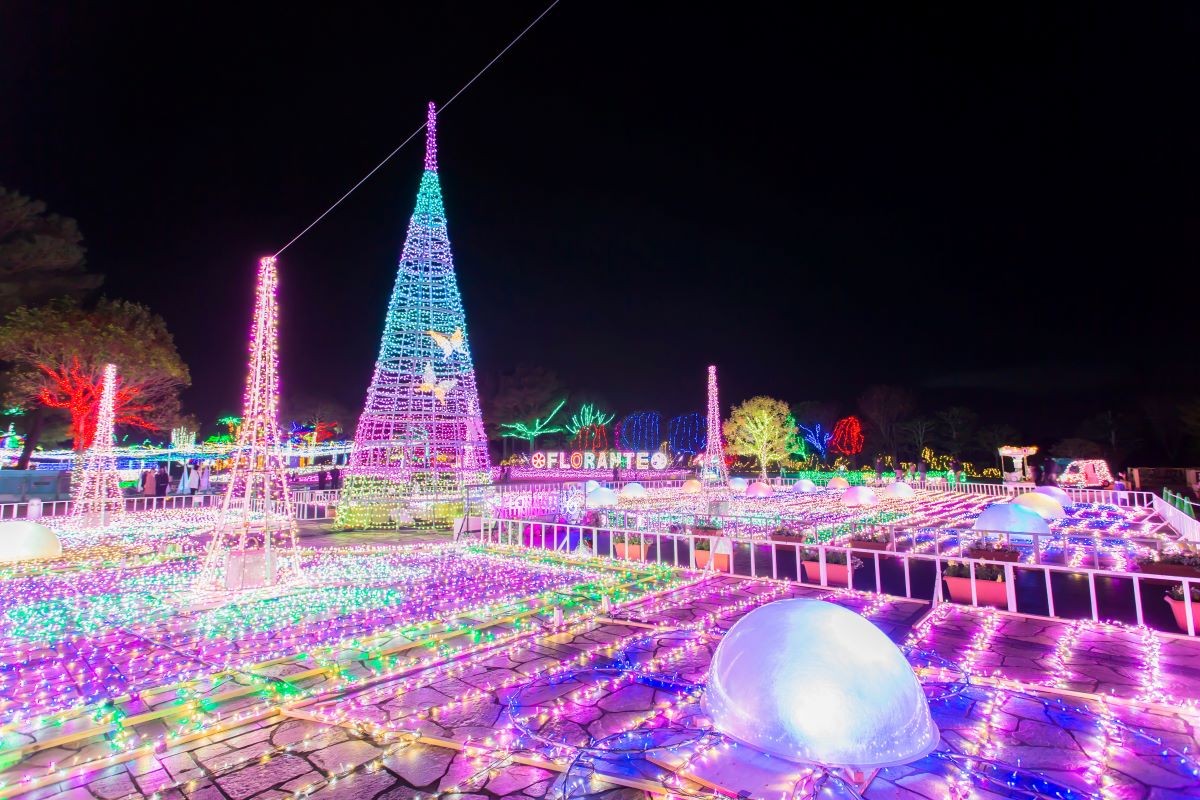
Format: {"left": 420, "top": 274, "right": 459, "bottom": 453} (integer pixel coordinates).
{"left": 71, "top": 362, "right": 125, "bottom": 526}
{"left": 698, "top": 365, "right": 729, "bottom": 487}
{"left": 337, "top": 102, "right": 491, "bottom": 530}
{"left": 197, "top": 256, "right": 301, "bottom": 591}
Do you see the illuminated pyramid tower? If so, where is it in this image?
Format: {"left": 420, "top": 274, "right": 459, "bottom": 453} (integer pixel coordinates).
{"left": 71, "top": 363, "right": 125, "bottom": 526}
{"left": 337, "top": 102, "right": 491, "bottom": 530}
{"left": 699, "top": 365, "right": 729, "bottom": 487}
{"left": 197, "top": 256, "right": 301, "bottom": 591}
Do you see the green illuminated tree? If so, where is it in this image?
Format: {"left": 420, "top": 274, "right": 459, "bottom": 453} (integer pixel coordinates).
{"left": 566, "top": 403, "right": 616, "bottom": 451}
{"left": 500, "top": 397, "right": 566, "bottom": 451}
{"left": 723, "top": 396, "right": 798, "bottom": 480}
{"left": 935, "top": 406, "right": 977, "bottom": 457}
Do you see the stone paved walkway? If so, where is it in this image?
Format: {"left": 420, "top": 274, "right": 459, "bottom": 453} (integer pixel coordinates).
{"left": 9, "top": 534, "right": 1200, "bottom": 800}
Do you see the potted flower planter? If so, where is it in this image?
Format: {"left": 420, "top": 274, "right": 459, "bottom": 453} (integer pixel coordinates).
{"left": 849, "top": 538, "right": 892, "bottom": 552}
{"left": 943, "top": 561, "right": 1009, "bottom": 608}
{"left": 695, "top": 550, "right": 730, "bottom": 571}
{"left": 770, "top": 531, "right": 807, "bottom": 545}
{"left": 968, "top": 547, "right": 1020, "bottom": 562}
{"left": 613, "top": 542, "right": 644, "bottom": 561}
{"left": 1164, "top": 586, "right": 1200, "bottom": 633}
{"left": 1139, "top": 561, "right": 1200, "bottom": 579}
{"left": 1165, "top": 595, "right": 1195, "bottom": 632}
{"left": 801, "top": 560, "right": 849, "bottom": 586}
{"left": 944, "top": 576, "right": 1008, "bottom": 608}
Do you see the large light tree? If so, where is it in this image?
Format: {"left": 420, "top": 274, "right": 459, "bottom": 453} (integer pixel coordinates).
{"left": 0, "top": 187, "right": 102, "bottom": 316}
{"left": 858, "top": 385, "right": 914, "bottom": 463}
{"left": 976, "top": 423, "right": 1021, "bottom": 469}
{"left": 935, "top": 406, "right": 978, "bottom": 456}
{"left": 724, "top": 396, "right": 800, "bottom": 480}
{"left": 899, "top": 417, "right": 937, "bottom": 459}
{"left": 0, "top": 297, "right": 190, "bottom": 465}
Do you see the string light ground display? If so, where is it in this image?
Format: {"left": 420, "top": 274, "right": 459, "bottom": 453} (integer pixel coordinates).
{"left": 197, "top": 255, "right": 301, "bottom": 591}
{"left": 70, "top": 362, "right": 125, "bottom": 526}
{"left": 338, "top": 102, "right": 490, "bottom": 530}
{"left": 5, "top": 553, "right": 1196, "bottom": 800}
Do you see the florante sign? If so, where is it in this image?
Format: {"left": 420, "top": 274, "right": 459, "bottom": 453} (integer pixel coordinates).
{"left": 530, "top": 451, "right": 670, "bottom": 470}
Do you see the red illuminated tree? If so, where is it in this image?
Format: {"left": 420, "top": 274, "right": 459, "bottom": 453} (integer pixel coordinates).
{"left": 830, "top": 415, "right": 865, "bottom": 457}
{"left": 36, "top": 358, "right": 157, "bottom": 448}
{"left": 0, "top": 297, "right": 190, "bottom": 461}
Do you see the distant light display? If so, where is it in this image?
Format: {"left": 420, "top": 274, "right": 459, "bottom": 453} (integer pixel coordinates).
{"left": 830, "top": 415, "right": 865, "bottom": 456}
{"left": 800, "top": 422, "right": 832, "bottom": 460}
{"left": 699, "top": 366, "right": 728, "bottom": 487}
{"left": 617, "top": 411, "right": 661, "bottom": 451}
{"left": 70, "top": 363, "right": 125, "bottom": 525}
{"left": 566, "top": 403, "right": 615, "bottom": 453}
{"left": 668, "top": 411, "right": 705, "bottom": 456}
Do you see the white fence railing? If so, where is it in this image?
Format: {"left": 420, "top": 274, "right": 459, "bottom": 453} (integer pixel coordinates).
{"left": 476, "top": 516, "right": 1198, "bottom": 637}
{"left": 0, "top": 493, "right": 219, "bottom": 520}
{"left": 1153, "top": 494, "right": 1200, "bottom": 543}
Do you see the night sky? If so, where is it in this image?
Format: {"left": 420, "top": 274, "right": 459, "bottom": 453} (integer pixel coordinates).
{"left": 2, "top": 3, "right": 1197, "bottom": 448}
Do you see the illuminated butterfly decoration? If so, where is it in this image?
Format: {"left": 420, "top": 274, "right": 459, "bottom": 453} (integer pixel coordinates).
{"left": 427, "top": 327, "right": 466, "bottom": 359}
{"left": 417, "top": 362, "right": 456, "bottom": 402}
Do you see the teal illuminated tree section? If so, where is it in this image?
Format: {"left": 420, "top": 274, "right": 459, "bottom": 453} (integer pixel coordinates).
{"left": 341, "top": 103, "right": 490, "bottom": 528}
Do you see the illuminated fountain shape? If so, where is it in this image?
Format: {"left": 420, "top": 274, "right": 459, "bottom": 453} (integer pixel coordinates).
{"left": 703, "top": 598, "right": 939, "bottom": 767}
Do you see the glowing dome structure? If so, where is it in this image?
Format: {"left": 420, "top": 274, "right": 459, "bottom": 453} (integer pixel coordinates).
{"left": 704, "top": 598, "right": 939, "bottom": 767}
{"left": 746, "top": 481, "right": 773, "bottom": 498}
{"left": 0, "top": 521, "right": 62, "bottom": 563}
{"left": 792, "top": 479, "right": 817, "bottom": 493}
{"left": 619, "top": 482, "right": 648, "bottom": 499}
{"left": 841, "top": 486, "right": 877, "bottom": 506}
{"left": 729, "top": 477, "right": 748, "bottom": 492}
{"left": 1013, "top": 492, "right": 1066, "bottom": 520}
{"left": 971, "top": 503, "right": 1051, "bottom": 535}
{"left": 680, "top": 479, "right": 702, "bottom": 494}
{"left": 585, "top": 480, "right": 601, "bottom": 492}
{"left": 883, "top": 481, "right": 915, "bottom": 499}
{"left": 586, "top": 487, "right": 618, "bottom": 508}
{"left": 827, "top": 476, "right": 850, "bottom": 490}
{"left": 1034, "top": 485, "right": 1072, "bottom": 507}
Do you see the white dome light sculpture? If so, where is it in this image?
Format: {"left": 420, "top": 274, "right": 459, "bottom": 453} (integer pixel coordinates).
{"left": 1013, "top": 492, "right": 1066, "bottom": 520}
{"left": 971, "top": 503, "right": 1051, "bottom": 535}
{"left": 792, "top": 479, "right": 817, "bottom": 493}
{"left": 0, "top": 521, "right": 62, "bottom": 563}
{"left": 584, "top": 480, "right": 601, "bottom": 493}
{"left": 826, "top": 476, "right": 850, "bottom": 490}
{"left": 882, "top": 481, "right": 915, "bottom": 499}
{"left": 1033, "top": 485, "right": 1072, "bottom": 507}
{"left": 619, "top": 482, "right": 648, "bottom": 499}
{"left": 704, "top": 598, "right": 939, "bottom": 767}
{"left": 746, "top": 481, "right": 774, "bottom": 498}
{"left": 841, "top": 486, "right": 877, "bottom": 506}
{"left": 681, "top": 479, "right": 702, "bottom": 494}
{"left": 729, "top": 477, "right": 749, "bottom": 492}
{"left": 586, "top": 487, "right": 618, "bottom": 508}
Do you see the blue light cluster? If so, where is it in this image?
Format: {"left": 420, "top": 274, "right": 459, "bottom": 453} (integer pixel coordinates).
{"left": 618, "top": 411, "right": 661, "bottom": 451}
{"left": 668, "top": 412, "right": 706, "bottom": 455}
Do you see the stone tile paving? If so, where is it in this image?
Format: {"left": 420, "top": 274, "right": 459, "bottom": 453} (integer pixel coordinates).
{"left": 16, "top": 571, "right": 1200, "bottom": 800}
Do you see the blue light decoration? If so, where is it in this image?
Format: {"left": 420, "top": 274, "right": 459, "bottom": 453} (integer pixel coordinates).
{"left": 617, "top": 411, "right": 661, "bottom": 451}
{"left": 800, "top": 422, "right": 832, "bottom": 460}
{"left": 668, "top": 412, "right": 706, "bottom": 456}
